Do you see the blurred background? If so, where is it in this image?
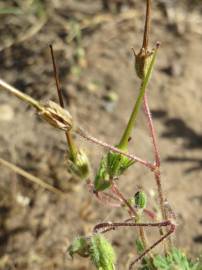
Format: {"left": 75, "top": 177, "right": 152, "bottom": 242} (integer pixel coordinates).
{"left": 0, "top": 0, "right": 202, "bottom": 269}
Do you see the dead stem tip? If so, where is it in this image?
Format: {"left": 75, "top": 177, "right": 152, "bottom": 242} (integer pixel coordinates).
{"left": 131, "top": 47, "right": 136, "bottom": 56}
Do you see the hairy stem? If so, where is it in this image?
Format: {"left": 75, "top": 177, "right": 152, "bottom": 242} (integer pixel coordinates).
{"left": 77, "top": 128, "right": 155, "bottom": 170}
{"left": 143, "top": 94, "right": 172, "bottom": 250}
{"left": 129, "top": 222, "right": 175, "bottom": 269}
{"left": 143, "top": 94, "right": 160, "bottom": 167}
{"left": 93, "top": 219, "right": 175, "bottom": 269}
{"left": 111, "top": 182, "right": 148, "bottom": 251}
{"left": 0, "top": 78, "right": 154, "bottom": 170}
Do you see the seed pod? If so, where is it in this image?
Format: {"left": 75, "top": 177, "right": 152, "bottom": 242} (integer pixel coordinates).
{"left": 134, "top": 48, "right": 154, "bottom": 80}
{"left": 39, "top": 101, "right": 73, "bottom": 131}
{"left": 68, "top": 149, "right": 90, "bottom": 180}
{"left": 134, "top": 190, "right": 147, "bottom": 209}
{"left": 67, "top": 236, "right": 90, "bottom": 258}
{"left": 90, "top": 234, "right": 116, "bottom": 270}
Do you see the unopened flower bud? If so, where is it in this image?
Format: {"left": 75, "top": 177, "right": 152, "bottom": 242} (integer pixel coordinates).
{"left": 68, "top": 234, "right": 116, "bottom": 270}
{"left": 39, "top": 101, "right": 73, "bottom": 131}
{"left": 68, "top": 236, "right": 90, "bottom": 258}
{"left": 90, "top": 234, "right": 116, "bottom": 270}
{"left": 134, "top": 190, "right": 147, "bottom": 209}
{"left": 68, "top": 149, "right": 90, "bottom": 180}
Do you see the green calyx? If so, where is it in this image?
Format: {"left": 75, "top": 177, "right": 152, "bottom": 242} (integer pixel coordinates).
{"left": 68, "top": 149, "right": 90, "bottom": 180}
{"left": 68, "top": 234, "right": 116, "bottom": 270}
{"left": 94, "top": 150, "right": 134, "bottom": 192}
{"left": 68, "top": 236, "right": 90, "bottom": 258}
{"left": 90, "top": 234, "right": 116, "bottom": 270}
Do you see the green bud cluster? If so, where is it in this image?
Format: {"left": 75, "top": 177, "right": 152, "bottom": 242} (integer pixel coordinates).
{"left": 90, "top": 234, "right": 116, "bottom": 270}
{"left": 68, "top": 234, "right": 116, "bottom": 270}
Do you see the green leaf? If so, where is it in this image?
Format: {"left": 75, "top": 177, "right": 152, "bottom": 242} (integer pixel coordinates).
{"left": 153, "top": 249, "right": 200, "bottom": 270}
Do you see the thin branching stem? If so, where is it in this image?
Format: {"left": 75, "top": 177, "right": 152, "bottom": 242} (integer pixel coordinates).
{"left": 77, "top": 128, "right": 155, "bottom": 170}
{"left": 143, "top": 94, "right": 160, "bottom": 167}
{"left": 143, "top": 94, "right": 172, "bottom": 250}
{"left": 111, "top": 182, "right": 138, "bottom": 217}
{"left": 111, "top": 182, "right": 149, "bottom": 251}
{"left": 0, "top": 78, "right": 155, "bottom": 171}
{"left": 94, "top": 220, "right": 173, "bottom": 234}
{"left": 87, "top": 180, "right": 122, "bottom": 208}
{"left": 93, "top": 219, "right": 175, "bottom": 270}
{"left": 129, "top": 222, "right": 175, "bottom": 269}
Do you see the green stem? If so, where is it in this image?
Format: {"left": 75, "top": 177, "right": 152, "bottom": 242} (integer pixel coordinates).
{"left": 65, "top": 132, "right": 78, "bottom": 162}
{"left": 118, "top": 44, "right": 159, "bottom": 150}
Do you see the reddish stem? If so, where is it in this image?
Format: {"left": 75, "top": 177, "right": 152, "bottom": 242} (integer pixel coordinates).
{"left": 111, "top": 182, "right": 138, "bottom": 217}
{"left": 111, "top": 182, "right": 148, "bottom": 251}
{"left": 143, "top": 94, "right": 160, "bottom": 167}
{"left": 143, "top": 94, "right": 172, "bottom": 250}
{"left": 129, "top": 222, "right": 175, "bottom": 269}
{"left": 87, "top": 180, "right": 122, "bottom": 208}
{"left": 93, "top": 219, "right": 175, "bottom": 270}
{"left": 77, "top": 128, "right": 155, "bottom": 170}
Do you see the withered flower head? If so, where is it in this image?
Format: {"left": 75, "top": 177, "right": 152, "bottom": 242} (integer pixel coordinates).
{"left": 39, "top": 101, "right": 73, "bottom": 131}
{"left": 133, "top": 48, "right": 154, "bottom": 80}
